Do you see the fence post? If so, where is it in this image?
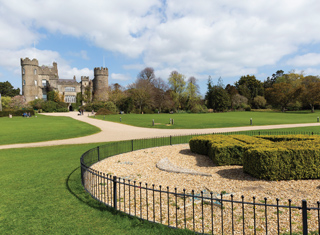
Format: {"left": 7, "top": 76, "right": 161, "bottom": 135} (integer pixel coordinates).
{"left": 302, "top": 200, "right": 308, "bottom": 235}
{"left": 170, "top": 135, "right": 172, "bottom": 145}
{"left": 97, "top": 146, "right": 100, "bottom": 161}
{"left": 131, "top": 139, "right": 134, "bottom": 151}
{"left": 113, "top": 176, "right": 117, "bottom": 210}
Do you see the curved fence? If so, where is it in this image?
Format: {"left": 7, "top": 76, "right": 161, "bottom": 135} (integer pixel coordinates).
{"left": 81, "top": 131, "right": 320, "bottom": 235}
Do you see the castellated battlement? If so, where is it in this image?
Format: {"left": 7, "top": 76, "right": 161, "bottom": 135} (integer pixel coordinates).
{"left": 94, "top": 67, "right": 108, "bottom": 76}
{"left": 21, "top": 57, "right": 39, "bottom": 66}
{"left": 81, "top": 76, "right": 89, "bottom": 81}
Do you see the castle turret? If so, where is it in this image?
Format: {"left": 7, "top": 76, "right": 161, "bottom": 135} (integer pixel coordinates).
{"left": 21, "top": 58, "right": 40, "bottom": 103}
{"left": 93, "top": 67, "right": 108, "bottom": 101}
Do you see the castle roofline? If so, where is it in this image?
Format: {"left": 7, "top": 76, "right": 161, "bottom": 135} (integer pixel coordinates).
{"left": 57, "top": 79, "right": 78, "bottom": 85}
{"left": 21, "top": 57, "right": 39, "bottom": 66}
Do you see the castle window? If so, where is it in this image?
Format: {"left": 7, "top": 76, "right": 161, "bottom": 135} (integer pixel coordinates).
{"left": 34, "top": 69, "right": 37, "bottom": 75}
{"left": 42, "top": 94, "right": 47, "bottom": 101}
{"left": 22, "top": 68, "right": 25, "bottom": 75}
{"left": 42, "top": 79, "right": 47, "bottom": 87}
{"left": 34, "top": 80, "right": 37, "bottom": 86}
{"left": 65, "top": 95, "right": 76, "bottom": 103}
{"left": 65, "top": 87, "right": 76, "bottom": 92}
{"left": 23, "top": 80, "right": 26, "bottom": 85}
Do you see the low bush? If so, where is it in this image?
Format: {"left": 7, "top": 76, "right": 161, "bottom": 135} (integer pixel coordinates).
{"left": 83, "top": 101, "right": 117, "bottom": 113}
{"left": 96, "top": 108, "right": 116, "bottom": 115}
{"left": 189, "top": 134, "right": 320, "bottom": 180}
{"left": 0, "top": 109, "right": 35, "bottom": 117}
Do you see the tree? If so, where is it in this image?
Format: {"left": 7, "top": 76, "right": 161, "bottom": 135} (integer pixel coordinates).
{"left": 253, "top": 96, "right": 267, "bottom": 109}
{"left": 0, "top": 96, "right": 12, "bottom": 109}
{"left": 231, "top": 94, "right": 248, "bottom": 109}
{"left": 9, "top": 95, "right": 31, "bottom": 110}
{"left": 128, "top": 78, "right": 154, "bottom": 113}
{"left": 168, "top": 71, "right": 186, "bottom": 111}
{"left": 83, "top": 86, "right": 92, "bottom": 103}
{"left": 264, "top": 70, "right": 284, "bottom": 89}
{"left": 265, "top": 82, "right": 302, "bottom": 112}
{"left": 206, "top": 77, "right": 230, "bottom": 111}
{"left": 152, "top": 77, "right": 173, "bottom": 112}
{"left": 205, "top": 76, "right": 214, "bottom": 109}
{"left": 225, "top": 84, "right": 239, "bottom": 109}
{"left": 275, "top": 70, "right": 303, "bottom": 87}
{"left": 235, "top": 75, "right": 264, "bottom": 105}
{"left": 47, "top": 90, "right": 64, "bottom": 103}
{"left": 185, "top": 76, "right": 201, "bottom": 110}
{"left": 0, "top": 81, "right": 20, "bottom": 97}
{"left": 108, "top": 83, "right": 126, "bottom": 111}
{"left": 300, "top": 76, "right": 320, "bottom": 112}
{"left": 138, "top": 67, "right": 155, "bottom": 82}
{"left": 211, "top": 86, "right": 230, "bottom": 112}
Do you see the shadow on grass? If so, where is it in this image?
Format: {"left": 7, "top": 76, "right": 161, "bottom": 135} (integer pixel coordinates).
{"left": 65, "top": 166, "right": 195, "bottom": 234}
{"left": 65, "top": 166, "right": 111, "bottom": 212}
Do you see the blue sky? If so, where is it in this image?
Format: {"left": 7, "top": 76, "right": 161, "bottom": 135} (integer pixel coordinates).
{"left": 1, "top": 0, "right": 320, "bottom": 96}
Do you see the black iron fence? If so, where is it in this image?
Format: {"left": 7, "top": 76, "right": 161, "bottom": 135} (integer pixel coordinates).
{"left": 80, "top": 131, "right": 320, "bottom": 234}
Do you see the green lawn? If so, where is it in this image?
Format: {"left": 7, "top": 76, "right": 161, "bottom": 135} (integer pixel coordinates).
{"left": 0, "top": 144, "right": 193, "bottom": 235}
{"left": 0, "top": 115, "right": 100, "bottom": 145}
{"left": 2, "top": 112, "right": 320, "bottom": 234}
{"left": 94, "top": 111, "right": 320, "bottom": 129}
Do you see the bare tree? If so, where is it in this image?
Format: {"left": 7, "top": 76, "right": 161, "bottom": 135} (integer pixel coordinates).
{"left": 153, "top": 77, "right": 173, "bottom": 112}
{"left": 138, "top": 67, "right": 155, "bottom": 82}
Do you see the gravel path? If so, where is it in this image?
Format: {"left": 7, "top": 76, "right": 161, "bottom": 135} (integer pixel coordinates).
{"left": 1, "top": 111, "right": 320, "bottom": 149}
{"left": 91, "top": 144, "right": 320, "bottom": 234}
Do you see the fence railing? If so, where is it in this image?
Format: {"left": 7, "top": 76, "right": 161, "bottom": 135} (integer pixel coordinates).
{"left": 80, "top": 131, "right": 320, "bottom": 234}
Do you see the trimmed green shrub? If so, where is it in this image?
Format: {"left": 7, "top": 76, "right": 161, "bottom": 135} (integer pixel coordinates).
{"left": 207, "top": 141, "right": 246, "bottom": 165}
{"left": 189, "top": 135, "right": 216, "bottom": 155}
{"left": 189, "top": 134, "right": 320, "bottom": 180}
{"left": 243, "top": 145, "right": 320, "bottom": 180}
{"left": 0, "top": 109, "right": 35, "bottom": 117}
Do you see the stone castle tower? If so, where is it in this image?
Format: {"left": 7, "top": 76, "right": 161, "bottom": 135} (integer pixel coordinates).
{"left": 92, "top": 67, "right": 109, "bottom": 101}
{"left": 21, "top": 58, "right": 58, "bottom": 103}
{"left": 21, "top": 57, "right": 108, "bottom": 104}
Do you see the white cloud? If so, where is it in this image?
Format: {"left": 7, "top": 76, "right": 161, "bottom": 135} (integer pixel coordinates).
{"left": 110, "top": 73, "right": 132, "bottom": 81}
{"left": 123, "top": 64, "right": 145, "bottom": 70}
{"left": 299, "top": 68, "right": 320, "bottom": 77}
{"left": 0, "top": 48, "right": 93, "bottom": 88}
{"left": 287, "top": 53, "right": 320, "bottom": 67}
{"left": 59, "top": 66, "right": 93, "bottom": 81}
{"left": 2, "top": 0, "right": 320, "bottom": 85}
{"left": 0, "top": 48, "right": 60, "bottom": 74}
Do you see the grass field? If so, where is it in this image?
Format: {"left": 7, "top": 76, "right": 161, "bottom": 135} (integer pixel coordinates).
{"left": 94, "top": 111, "right": 320, "bottom": 129}
{"left": 2, "top": 113, "right": 320, "bottom": 234}
{"left": 0, "top": 144, "right": 193, "bottom": 235}
{"left": 0, "top": 115, "right": 100, "bottom": 145}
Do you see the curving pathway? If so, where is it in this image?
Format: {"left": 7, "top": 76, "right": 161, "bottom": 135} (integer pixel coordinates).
{"left": 1, "top": 111, "right": 320, "bottom": 150}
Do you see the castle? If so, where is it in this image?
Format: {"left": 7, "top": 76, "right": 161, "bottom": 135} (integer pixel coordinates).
{"left": 20, "top": 58, "right": 108, "bottom": 105}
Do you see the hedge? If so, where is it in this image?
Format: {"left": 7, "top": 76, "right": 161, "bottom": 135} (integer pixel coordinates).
{"left": 0, "top": 109, "right": 35, "bottom": 117}
{"left": 189, "top": 134, "right": 320, "bottom": 180}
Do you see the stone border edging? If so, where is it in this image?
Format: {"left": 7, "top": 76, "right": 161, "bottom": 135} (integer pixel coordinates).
{"left": 156, "top": 157, "right": 212, "bottom": 176}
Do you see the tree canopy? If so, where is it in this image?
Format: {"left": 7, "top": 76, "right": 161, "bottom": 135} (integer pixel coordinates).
{"left": 0, "top": 81, "right": 20, "bottom": 97}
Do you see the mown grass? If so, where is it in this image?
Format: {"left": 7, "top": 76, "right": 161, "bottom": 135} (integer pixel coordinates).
{"left": 2, "top": 112, "right": 320, "bottom": 234}
{"left": 0, "top": 114, "right": 100, "bottom": 145}
{"left": 94, "top": 111, "right": 320, "bottom": 129}
{"left": 0, "top": 144, "right": 193, "bottom": 235}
